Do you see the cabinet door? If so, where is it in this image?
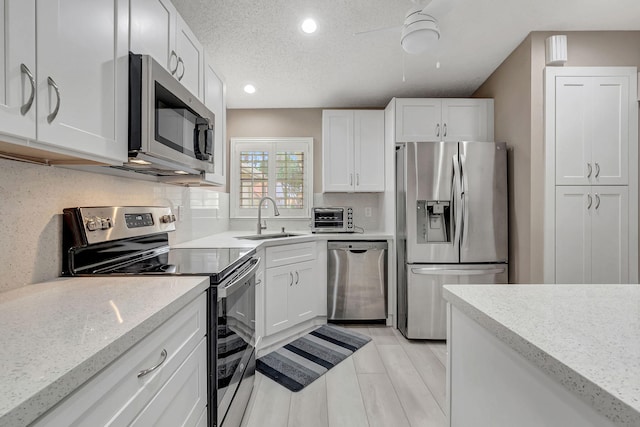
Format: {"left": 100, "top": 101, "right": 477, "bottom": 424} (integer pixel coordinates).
{"left": 441, "top": 99, "right": 491, "bottom": 142}
{"left": 395, "top": 98, "right": 441, "bottom": 142}
{"left": 354, "top": 110, "right": 385, "bottom": 192}
{"left": 203, "top": 58, "right": 225, "bottom": 185}
{"left": 591, "top": 186, "right": 628, "bottom": 283}
{"left": 175, "top": 14, "right": 204, "bottom": 99}
{"left": 288, "top": 260, "right": 316, "bottom": 325}
{"left": 264, "top": 265, "right": 292, "bottom": 335}
{"left": 555, "top": 186, "right": 591, "bottom": 283}
{"left": 591, "top": 77, "right": 629, "bottom": 185}
{"left": 555, "top": 77, "right": 591, "bottom": 185}
{"left": 36, "top": 0, "right": 127, "bottom": 164}
{"left": 0, "top": 0, "right": 36, "bottom": 139}
{"left": 130, "top": 0, "right": 177, "bottom": 74}
{"left": 322, "top": 110, "right": 354, "bottom": 192}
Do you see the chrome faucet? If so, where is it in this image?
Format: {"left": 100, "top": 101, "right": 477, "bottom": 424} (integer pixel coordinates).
{"left": 257, "top": 196, "right": 280, "bottom": 234}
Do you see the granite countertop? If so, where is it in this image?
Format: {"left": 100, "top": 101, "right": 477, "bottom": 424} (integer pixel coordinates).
{"left": 443, "top": 284, "right": 640, "bottom": 427}
{"left": 0, "top": 276, "right": 209, "bottom": 427}
{"left": 172, "top": 230, "right": 393, "bottom": 249}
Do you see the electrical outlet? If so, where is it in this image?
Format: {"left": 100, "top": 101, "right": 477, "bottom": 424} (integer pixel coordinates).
{"left": 365, "top": 207, "right": 372, "bottom": 217}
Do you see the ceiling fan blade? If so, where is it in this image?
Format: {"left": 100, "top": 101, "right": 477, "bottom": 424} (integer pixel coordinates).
{"left": 422, "top": 0, "right": 455, "bottom": 17}
{"left": 353, "top": 25, "right": 402, "bottom": 36}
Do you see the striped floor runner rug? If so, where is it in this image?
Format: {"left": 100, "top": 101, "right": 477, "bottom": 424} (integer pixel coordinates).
{"left": 256, "top": 324, "right": 371, "bottom": 392}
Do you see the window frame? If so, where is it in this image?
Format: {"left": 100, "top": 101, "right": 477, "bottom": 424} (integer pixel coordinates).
{"left": 230, "top": 137, "right": 313, "bottom": 219}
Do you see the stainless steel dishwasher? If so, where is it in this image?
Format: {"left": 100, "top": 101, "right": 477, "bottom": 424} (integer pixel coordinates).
{"left": 327, "top": 241, "right": 388, "bottom": 321}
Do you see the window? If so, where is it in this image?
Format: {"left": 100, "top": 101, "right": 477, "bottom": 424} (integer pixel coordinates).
{"left": 230, "top": 137, "right": 313, "bottom": 218}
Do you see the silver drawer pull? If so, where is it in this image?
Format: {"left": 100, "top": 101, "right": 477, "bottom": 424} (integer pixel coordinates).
{"left": 587, "top": 193, "right": 592, "bottom": 209}
{"left": 138, "top": 349, "right": 167, "bottom": 378}
{"left": 595, "top": 162, "right": 600, "bottom": 178}
{"left": 587, "top": 162, "right": 592, "bottom": 178}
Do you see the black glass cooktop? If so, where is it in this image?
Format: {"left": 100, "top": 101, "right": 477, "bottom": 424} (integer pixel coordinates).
{"left": 96, "top": 247, "right": 255, "bottom": 283}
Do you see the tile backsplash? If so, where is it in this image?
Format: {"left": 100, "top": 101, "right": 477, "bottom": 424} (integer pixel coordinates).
{"left": 0, "top": 158, "right": 229, "bottom": 293}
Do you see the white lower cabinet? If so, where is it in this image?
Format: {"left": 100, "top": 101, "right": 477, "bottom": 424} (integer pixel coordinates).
{"left": 265, "top": 260, "right": 316, "bottom": 335}
{"left": 555, "top": 186, "right": 629, "bottom": 283}
{"left": 33, "top": 293, "right": 207, "bottom": 427}
{"left": 264, "top": 242, "right": 318, "bottom": 336}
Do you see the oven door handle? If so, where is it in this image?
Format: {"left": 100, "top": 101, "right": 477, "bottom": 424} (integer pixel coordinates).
{"left": 217, "top": 257, "right": 260, "bottom": 299}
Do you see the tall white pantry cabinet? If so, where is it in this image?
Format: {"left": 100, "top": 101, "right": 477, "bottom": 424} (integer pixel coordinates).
{"left": 544, "top": 67, "right": 639, "bottom": 284}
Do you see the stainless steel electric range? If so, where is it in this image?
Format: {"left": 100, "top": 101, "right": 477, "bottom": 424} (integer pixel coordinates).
{"left": 62, "top": 206, "right": 258, "bottom": 427}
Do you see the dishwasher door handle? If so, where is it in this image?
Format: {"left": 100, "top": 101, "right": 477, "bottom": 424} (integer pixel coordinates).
{"left": 410, "top": 267, "right": 505, "bottom": 276}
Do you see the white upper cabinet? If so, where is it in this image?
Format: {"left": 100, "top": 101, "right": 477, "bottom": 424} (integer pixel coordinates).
{"left": 175, "top": 14, "right": 204, "bottom": 99}
{"left": 130, "top": 0, "right": 204, "bottom": 98}
{"left": 203, "top": 57, "right": 226, "bottom": 186}
{"left": 0, "top": 0, "right": 128, "bottom": 165}
{"left": 555, "top": 76, "right": 629, "bottom": 185}
{"left": 36, "top": 0, "right": 127, "bottom": 163}
{"left": 395, "top": 98, "right": 494, "bottom": 142}
{"left": 322, "top": 109, "right": 385, "bottom": 192}
{"left": 0, "top": 0, "right": 36, "bottom": 140}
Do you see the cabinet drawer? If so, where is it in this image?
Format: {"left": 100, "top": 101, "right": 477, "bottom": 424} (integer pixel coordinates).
{"left": 34, "top": 293, "right": 207, "bottom": 427}
{"left": 266, "top": 241, "right": 316, "bottom": 268}
{"left": 130, "top": 338, "right": 207, "bottom": 427}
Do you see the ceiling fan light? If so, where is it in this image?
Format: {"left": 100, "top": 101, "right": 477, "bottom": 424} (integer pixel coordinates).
{"left": 401, "top": 15, "right": 440, "bottom": 54}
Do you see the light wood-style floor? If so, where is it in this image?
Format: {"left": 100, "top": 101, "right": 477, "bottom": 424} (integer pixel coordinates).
{"left": 241, "top": 326, "right": 447, "bottom": 427}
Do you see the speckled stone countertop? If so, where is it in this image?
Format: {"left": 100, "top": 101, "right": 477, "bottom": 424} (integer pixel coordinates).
{"left": 0, "top": 276, "right": 209, "bottom": 426}
{"left": 172, "top": 230, "right": 393, "bottom": 249}
{"left": 443, "top": 284, "right": 640, "bottom": 427}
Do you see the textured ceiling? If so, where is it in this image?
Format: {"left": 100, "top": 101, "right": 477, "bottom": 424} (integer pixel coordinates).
{"left": 171, "top": 0, "right": 640, "bottom": 109}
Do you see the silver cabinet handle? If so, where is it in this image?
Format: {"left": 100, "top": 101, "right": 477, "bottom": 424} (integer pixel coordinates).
{"left": 138, "top": 349, "right": 167, "bottom": 378}
{"left": 20, "top": 64, "right": 35, "bottom": 115}
{"left": 350, "top": 173, "right": 353, "bottom": 185}
{"left": 295, "top": 271, "right": 299, "bottom": 285}
{"left": 595, "top": 162, "right": 600, "bottom": 178}
{"left": 436, "top": 123, "right": 440, "bottom": 137}
{"left": 587, "top": 163, "right": 592, "bottom": 178}
{"left": 587, "top": 193, "right": 592, "bottom": 209}
{"left": 169, "top": 50, "right": 178, "bottom": 75}
{"left": 595, "top": 193, "right": 600, "bottom": 210}
{"left": 356, "top": 173, "right": 360, "bottom": 186}
{"left": 443, "top": 123, "right": 447, "bottom": 137}
{"left": 177, "top": 58, "right": 185, "bottom": 81}
{"left": 289, "top": 271, "right": 294, "bottom": 286}
{"left": 46, "top": 77, "right": 61, "bottom": 123}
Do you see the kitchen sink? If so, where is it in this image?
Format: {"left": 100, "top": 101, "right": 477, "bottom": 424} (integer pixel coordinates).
{"left": 236, "top": 232, "right": 302, "bottom": 240}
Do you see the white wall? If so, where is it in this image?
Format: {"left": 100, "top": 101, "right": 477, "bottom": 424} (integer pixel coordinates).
{"left": 0, "top": 158, "right": 229, "bottom": 293}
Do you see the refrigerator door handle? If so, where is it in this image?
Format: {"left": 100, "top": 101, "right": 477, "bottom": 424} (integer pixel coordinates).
{"left": 410, "top": 267, "right": 506, "bottom": 276}
{"left": 459, "top": 153, "right": 469, "bottom": 247}
{"left": 452, "top": 154, "right": 463, "bottom": 248}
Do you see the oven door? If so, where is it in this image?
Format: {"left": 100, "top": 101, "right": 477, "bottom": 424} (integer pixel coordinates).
{"left": 216, "top": 257, "right": 259, "bottom": 427}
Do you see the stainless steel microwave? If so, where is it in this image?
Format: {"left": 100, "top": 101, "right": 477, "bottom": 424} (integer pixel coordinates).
{"left": 311, "top": 207, "right": 354, "bottom": 233}
{"left": 121, "top": 52, "right": 215, "bottom": 177}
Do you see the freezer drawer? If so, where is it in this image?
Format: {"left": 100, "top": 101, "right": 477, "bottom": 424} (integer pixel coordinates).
{"left": 400, "top": 264, "right": 507, "bottom": 339}
{"left": 327, "top": 241, "right": 388, "bottom": 321}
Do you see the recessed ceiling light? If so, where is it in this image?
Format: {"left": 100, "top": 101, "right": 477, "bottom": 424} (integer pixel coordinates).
{"left": 244, "top": 84, "right": 256, "bottom": 94}
{"left": 301, "top": 18, "right": 317, "bottom": 34}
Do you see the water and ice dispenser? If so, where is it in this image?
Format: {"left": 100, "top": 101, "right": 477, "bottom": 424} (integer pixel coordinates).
{"left": 417, "top": 200, "right": 451, "bottom": 243}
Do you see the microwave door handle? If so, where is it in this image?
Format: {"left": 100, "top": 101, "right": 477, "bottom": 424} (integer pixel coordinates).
{"left": 217, "top": 257, "right": 261, "bottom": 299}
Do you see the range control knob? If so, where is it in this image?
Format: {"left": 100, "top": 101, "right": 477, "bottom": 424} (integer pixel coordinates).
{"left": 86, "top": 219, "right": 98, "bottom": 231}
{"left": 160, "top": 214, "right": 176, "bottom": 224}
{"left": 100, "top": 218, "right": 113, "bottom": 230}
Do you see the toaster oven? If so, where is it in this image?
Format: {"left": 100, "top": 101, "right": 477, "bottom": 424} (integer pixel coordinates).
{"left": 311, "top": 207, "right": 354, "bottom": 233}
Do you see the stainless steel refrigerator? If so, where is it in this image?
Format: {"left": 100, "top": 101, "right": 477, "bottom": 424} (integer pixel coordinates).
{"left": 396, "top": 141, "right": 508, "bottom": 339}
